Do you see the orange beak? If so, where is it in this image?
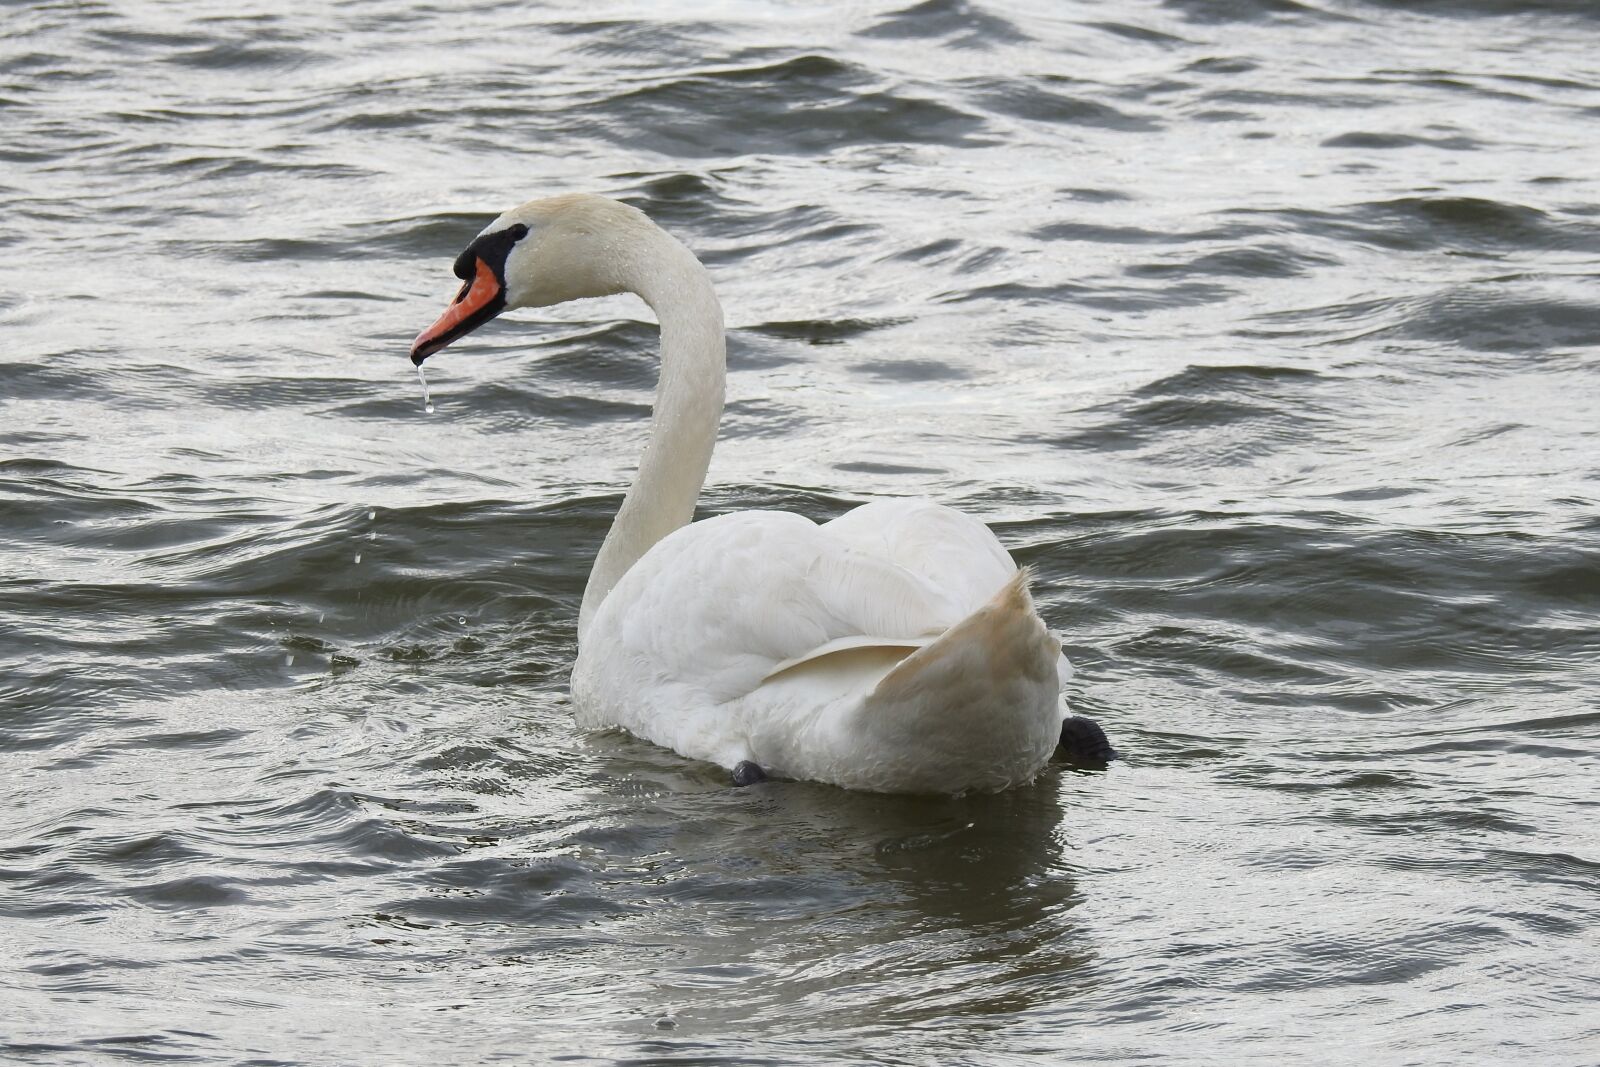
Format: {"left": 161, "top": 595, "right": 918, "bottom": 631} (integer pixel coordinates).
{"left": 410, "top": 256, "right": 506, "bottom": 365}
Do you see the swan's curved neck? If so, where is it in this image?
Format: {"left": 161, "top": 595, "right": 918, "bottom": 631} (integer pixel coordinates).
{"left": 578, "top": 231, "right": 725, "bottom": 640}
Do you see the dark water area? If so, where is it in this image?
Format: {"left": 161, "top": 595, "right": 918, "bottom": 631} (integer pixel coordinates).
{"left": 3, "top": 0, "right": 1598, "bottom": 1062}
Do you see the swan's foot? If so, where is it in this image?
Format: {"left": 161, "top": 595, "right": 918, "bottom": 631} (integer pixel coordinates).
{"left": 731, "top": 761, "right": 767, "bottom": 787}
{"left": 1057, "top": 715, "right": 1117, "bottom": 767}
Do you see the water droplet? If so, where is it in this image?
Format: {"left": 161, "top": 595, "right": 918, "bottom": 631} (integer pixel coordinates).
{"left": 354, "top": 553, "right": 362, "bottom": 564}
{"left": 458, "top": 616, "right": 467, "bottom": 625}
{"left": 286, "top": 654, "right": 295, "bottom": 666}
{"left": 417, "top": 364, "right": 434, "bottom": 414}
{"left": 368, "top": 531, "right": 375, "bottom": 540}
{"left": 368, "top": 509, "right": 376, "bottom": 521}
{"left": 318, "top": 612, "right": 325, "bottom": 623}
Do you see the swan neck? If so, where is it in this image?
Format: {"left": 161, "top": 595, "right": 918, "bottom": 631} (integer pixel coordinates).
{"left": 579, "top": 234, "right": 724, "bottom": 639}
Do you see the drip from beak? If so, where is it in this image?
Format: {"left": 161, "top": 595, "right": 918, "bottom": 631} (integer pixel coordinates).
{"left": 410, "top": 256, "right": 506, "bottom": 365}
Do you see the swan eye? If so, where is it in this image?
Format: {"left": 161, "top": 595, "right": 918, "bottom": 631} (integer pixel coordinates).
{"left": 451, "top": 223, "right": 530, "bottom": 282}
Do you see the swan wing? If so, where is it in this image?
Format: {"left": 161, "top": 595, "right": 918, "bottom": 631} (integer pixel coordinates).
{"left": 572, "top": 507, "right": 988, "bottom": 762}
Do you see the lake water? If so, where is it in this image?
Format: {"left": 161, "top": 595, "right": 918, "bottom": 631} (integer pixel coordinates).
{"left": 3, "top": 0, "right": 1598, "bottom": 1063}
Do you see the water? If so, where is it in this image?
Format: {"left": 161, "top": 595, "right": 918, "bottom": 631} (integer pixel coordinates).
{"left": 418, "top": 366, "right": 434, "bottom": 415}
{"left": 3, "top": 0, "right": 1598, "bottom": 1063}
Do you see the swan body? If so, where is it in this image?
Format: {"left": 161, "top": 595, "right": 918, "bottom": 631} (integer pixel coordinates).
{"left": 574, "top": 502, "right": 1069, "bottom": 793}
{"left": 410, "top": 194, "right": 1077, "bottom": 794}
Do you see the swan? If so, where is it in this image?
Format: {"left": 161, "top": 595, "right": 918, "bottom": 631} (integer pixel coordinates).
{"left": 408, "top": 193, "right": 1113, "bottom": 793}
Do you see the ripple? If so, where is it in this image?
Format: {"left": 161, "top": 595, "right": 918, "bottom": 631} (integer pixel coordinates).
{"left": 746, "top": 317, "right": 907, "bottom": 345}
{"left": 1361, "top": 0, "right": 1600, "bottom": 18}
{"left": 1246, "top": 196, "right": 1600, "bottom": 255}
{"left": 4, "top": 0, "right": 1598, "bottom": 1061}
{"left": 1125, "top": 242, "right": 1336, "bottom": 279}
{"left": 584, "top": 60, "right": 990, "bottom": 156}
{"left": 165, "top": 42, "right": 322, "bottom": 71}
{"left": 861, "top": 0, "right": 1029, "bottom": 47}
{"left": 848, "top": 357, "right": 970, "bottom": 381}
{"left": 1321, "top": 129, "right": 1483, "bottom": 150}
{"left": 1051, "top": 365, "right": 1325, "bottom": 459}
{"left": 1388, "top": 283, "right": 1600, "bottom": 354}
{"left": 965, "top": 76, "right": 1161, "bottom": 131}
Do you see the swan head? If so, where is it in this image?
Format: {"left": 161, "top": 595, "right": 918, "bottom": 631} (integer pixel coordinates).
{"left": 410, "top": 194, "right": 655, "bottom": 365}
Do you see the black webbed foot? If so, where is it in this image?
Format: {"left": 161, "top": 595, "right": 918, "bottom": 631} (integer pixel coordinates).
{"left": 1057, "top": 715, "right": 1117, "bottom": 767}
{"left": 732, "top": 761, "right": 767, "bottom": 787}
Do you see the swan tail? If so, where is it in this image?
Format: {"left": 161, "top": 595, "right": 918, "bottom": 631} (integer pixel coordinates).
{"left": 852, "top": 568, "right": 1065, "bottom": 793}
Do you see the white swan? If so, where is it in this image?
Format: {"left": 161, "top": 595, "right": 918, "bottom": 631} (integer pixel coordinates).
{"left": 409, "top": 194, "right": 1110, "bottom": 793}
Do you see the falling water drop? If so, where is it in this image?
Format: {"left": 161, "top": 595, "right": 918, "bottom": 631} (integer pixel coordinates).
{"left": 354, "top": 552, "right": 362, "bottom": 564}
{"left": 417, "top": 364, "right": 434, "bottom": 414}
{"left": 368, "top": 510, "right": 376, "bottom": 521}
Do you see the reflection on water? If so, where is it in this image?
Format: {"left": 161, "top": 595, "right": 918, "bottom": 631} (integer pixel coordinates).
{"left": 3, "top": 0, "right": 1598, "bottom": 1062}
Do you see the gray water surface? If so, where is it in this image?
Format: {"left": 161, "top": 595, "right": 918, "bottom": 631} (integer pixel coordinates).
{"left": 3, "top": 0, "right": 1599, "bottom": 1063}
